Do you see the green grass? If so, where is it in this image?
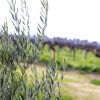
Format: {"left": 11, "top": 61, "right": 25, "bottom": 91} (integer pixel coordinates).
{"left": 91, "top": 79, "right": 100, "bottom": 85}
{"left": 62, "top": 96, "right": 73, "bottom": 100}
{"left": 38, "top": 45, "right": 100, "bottom": 73}
{"left": 26, "top": 66, "right": 100, "bottom": 100}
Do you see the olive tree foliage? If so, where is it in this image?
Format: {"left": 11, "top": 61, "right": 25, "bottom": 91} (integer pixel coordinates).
{"left": 0, "top": 0, "right": 63, "bottom": 100}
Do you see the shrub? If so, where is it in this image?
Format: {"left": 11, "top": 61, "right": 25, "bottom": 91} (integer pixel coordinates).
{"left": 0, "top": 0, "right": 63, "bottom": 100}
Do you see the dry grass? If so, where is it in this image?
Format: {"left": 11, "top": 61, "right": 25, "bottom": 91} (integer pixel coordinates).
{"left": 26, "top": 64, "right": 100, "bottom": 100}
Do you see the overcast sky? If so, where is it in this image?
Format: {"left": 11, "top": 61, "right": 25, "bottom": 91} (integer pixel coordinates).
{"left": 0, "top": 0, "right": 100, "bottom": 42}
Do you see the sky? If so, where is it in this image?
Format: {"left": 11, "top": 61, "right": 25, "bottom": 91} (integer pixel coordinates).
{"left": 0, "top": 0, "right": 100, "bottom": 42}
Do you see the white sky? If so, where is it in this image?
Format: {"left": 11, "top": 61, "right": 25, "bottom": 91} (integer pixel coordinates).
{"left": 0, "top": 0, "right": 100, "bottom": 42}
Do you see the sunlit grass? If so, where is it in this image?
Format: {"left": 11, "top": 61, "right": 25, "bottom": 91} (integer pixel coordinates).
{"left": 25, "top": 65, "right": 100, "bottom": 100}
{"left": 90, "top": 79, "right": 100, "bottom": 85}
{"left": 39, "top": 45, "right": 100, "bottom": 73}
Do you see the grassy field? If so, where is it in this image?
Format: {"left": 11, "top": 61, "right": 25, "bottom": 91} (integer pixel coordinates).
{"left": 38, "top": 45, "right": 100, "bottom": 73}
{"left": 16, "top": 44, "right": 100, "bottom": 99}
{"left": 26, "top": 64, "right": 100, "bottom": 100}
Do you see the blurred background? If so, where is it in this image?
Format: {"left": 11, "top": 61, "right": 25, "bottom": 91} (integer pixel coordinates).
{"left": 1, "top": 0, "right": 100, "bottom": 99}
